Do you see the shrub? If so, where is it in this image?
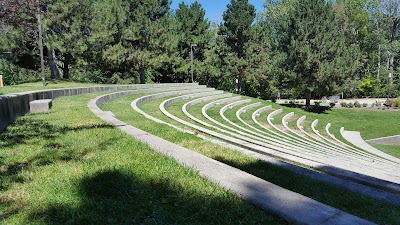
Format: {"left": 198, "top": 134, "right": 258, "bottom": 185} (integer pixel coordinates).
{"left": 347, "top": 102, "right": 354, "bottom": 108}
{"left": 300, "top": 100, "right": 304, "bottom": 104}
{"left": 384, "top": 99, "right": 391, "bottom": 107}
{"left": 329, "top": 102, "right": 336, "bottom": 108}
{"left": 340, "top": 102, "right": 347, "bottom": 107}
{"left": 362, "top": 103, "right": 368, "bottom": 107}
{"left": 391, "top": 99, "right": 399, "bottom": 107}
{"left": 354, "top": 101, "right": 361, "bottom": 108}
{"left": 314, "top": 101, "right": 320, "bottom": 106}
{"left": 284, "top": 100, "right": 289, "bottom": 104}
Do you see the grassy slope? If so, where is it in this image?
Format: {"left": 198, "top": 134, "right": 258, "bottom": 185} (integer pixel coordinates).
{"left": 102, "top": 93, "right": 400, "bottom": 225}
{"left": 0, "top": 92, "right": 288, "bottom": 224}
{"left": 0, "top": 80, "right": 108, "bottom": 95}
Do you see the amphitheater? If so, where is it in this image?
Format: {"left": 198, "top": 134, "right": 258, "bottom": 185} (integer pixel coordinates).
{"left": 1, "top": 83, "right": 399, "bottom": 225}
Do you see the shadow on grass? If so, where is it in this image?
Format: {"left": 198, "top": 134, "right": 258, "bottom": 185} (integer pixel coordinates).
{"left": 27, "top": 169, "right": 289, "bottom": 225}
{"left": 0, "top": 116, "right": 115, "bottom": 192}
{"left": 280, "top": 103, "right": 331, "bottom": 114}
{"left": 0, "top": 115, "right": 113, "bottom": 148}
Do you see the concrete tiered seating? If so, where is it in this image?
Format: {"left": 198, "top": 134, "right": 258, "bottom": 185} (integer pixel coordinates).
{"left": 85, "top": 85, "right": 400, "bottom": 196}
{"left": 87, "top": 85, "right": 379, "bottom": 225}
{"left": 156, "top": 92, "right": 400, "bottom": 190}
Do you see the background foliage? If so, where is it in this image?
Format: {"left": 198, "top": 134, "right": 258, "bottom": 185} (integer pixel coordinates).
{"left": 0, "top": 0, "right": 399, "bottom": 99}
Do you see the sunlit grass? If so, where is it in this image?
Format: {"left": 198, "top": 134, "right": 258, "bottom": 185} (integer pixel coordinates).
{"left": 1, "top": 92, "right": 288, "bottom": 224}
{"left": 0, "top": 80, "right": 111, "bottom": 95}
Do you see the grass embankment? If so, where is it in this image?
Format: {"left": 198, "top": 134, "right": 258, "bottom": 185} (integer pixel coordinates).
{"left": 0, "top": 92, "right": 289, "bottom": 224}
{"left": 102, "top": 93, "right": 400, "bottom": 225}
{"left": 0, "top": 80, "right": 108, "bottom": 95}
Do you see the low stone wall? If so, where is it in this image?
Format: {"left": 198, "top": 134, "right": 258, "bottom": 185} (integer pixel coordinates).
{"left": 0, "top": 84, "right": 197, "bottom": 132}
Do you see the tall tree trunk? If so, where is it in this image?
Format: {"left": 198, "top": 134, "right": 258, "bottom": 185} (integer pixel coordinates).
{"left": 237, "top": 70, "right": 243, "bottom": 95}
{"left": 139, "top": 62, "right": 145, "bottom": 84}
{"left": 305, "top": 90, "right": 311, "bottom": 107}
{"left": 62, "top": 53, "right": 71, "bottom": 79}
{"left": 48, "top": 48, "right": 60, "bottom": 79}
{"left": 388, "top": 18, "right": 399, "bottom": 71}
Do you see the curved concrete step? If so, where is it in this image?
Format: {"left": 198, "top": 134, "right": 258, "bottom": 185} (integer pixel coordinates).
{"left": 310, "top": 120, "right": 394, "bottom": 166}
{"left": 283, "top": 113, "right": 392, "bottom": 166}
{"left": 252, "top": 108, "right": 400, "bottom": 188}
{"left": 295, "top": 117, "right": 394, "bottom": 166}
{"left": 125, "top": 90, "right": 400, "bottom": 192}
{"left": 221, "top": 102, "right": 367, "bottom": 167}
{"left": 203, "top": 100, "right": 400, "bottom": 185}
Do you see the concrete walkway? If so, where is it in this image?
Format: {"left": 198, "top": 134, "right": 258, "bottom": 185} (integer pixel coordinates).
{"left": 341, "top": 129, "right": 400, "bottom": 165}
{"left": 88, "top": 90, "right": 376, "bottom": 225}
{"left": 367, "top": 135, "right": 400, "bottom": 146}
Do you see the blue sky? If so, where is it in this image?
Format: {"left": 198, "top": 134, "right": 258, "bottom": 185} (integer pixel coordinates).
{"left": 170, "top": 0, "right": 265, "bottom": 23}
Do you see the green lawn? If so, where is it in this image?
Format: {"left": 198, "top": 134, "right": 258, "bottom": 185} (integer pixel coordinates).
{"left": 0, "top": 80, "right": 109, "bottom": 95}
{"left": 0, "top": 92, "right": 288, "bottom": 224}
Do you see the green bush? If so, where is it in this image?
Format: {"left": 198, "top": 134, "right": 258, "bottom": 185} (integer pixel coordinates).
{"left": 347, "top": 102, "right": 354, "bottom": 108}
{"left": 391, "top": 99, "right": 399, "bottom": 107}
{"left": 362, "top": 103, "right": 368, "bottom": 107}
{"left": 340, "top": 102, "right": 347, "bottom": 107}
{"left": 354, "top": 101, "right": 361, "bottom": 108}
{"left": 374, "top": 101, "right": 382, "bottom": 107}
{"left": 314, "top": 101, "right": 320, "bottom": 106}
{"left": 0, "top": 59, "right": 40, "bottom": 85}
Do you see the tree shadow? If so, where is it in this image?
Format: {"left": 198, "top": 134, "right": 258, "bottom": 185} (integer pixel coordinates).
{"left": 0, "top": 115, "right": 114, "bottom": 148}
{"left": 26, "top": 169, "right": 290, "bottom": 225}
{"left": 280, "top": 103, "right": 331, "bottom": 114}
{"left": 0, "top": 117, "right": 115, "bottom": 192}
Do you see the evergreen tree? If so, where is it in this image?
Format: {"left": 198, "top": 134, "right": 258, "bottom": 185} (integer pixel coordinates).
{"left": 45, "top": 0, "right": 93, "bottom": 79}
{"left": 219, "top": 0, "right": 255, "bottom": 95}
{"left": 87, "top": 0, "right": 128, "bottom": 83}
{"left": 123, "top": 0, "right": 172, "bottom": 84}
{"left": 270, "top": 0, "right": 360, "bottom": 106}
{"left": 174, "top": 1, "right": 210, "bottom": 82}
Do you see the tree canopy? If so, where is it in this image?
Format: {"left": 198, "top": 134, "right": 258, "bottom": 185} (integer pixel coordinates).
{"left": 0, "top": 0, "right": 399, "bottom": 100}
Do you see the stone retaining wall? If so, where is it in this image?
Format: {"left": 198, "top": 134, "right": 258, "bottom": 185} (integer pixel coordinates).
{"left": 0, "top": 84, "right": 197, "bottom": 132}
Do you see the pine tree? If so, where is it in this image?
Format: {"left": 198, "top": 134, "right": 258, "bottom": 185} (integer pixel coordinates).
{"left": 270, "top": 0, "right": 359, "bottom": 106}
{"left": 174, "top": 1, "right": 210, "bottom": 82}
{"left": 219, "top": 0, "right": 256, "bottom": 95}
{"left": 45, "top": 0, "right": 93, "bottom": 79}
{"left": 123, "top": 0, "right": 171, "bottom": 84}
